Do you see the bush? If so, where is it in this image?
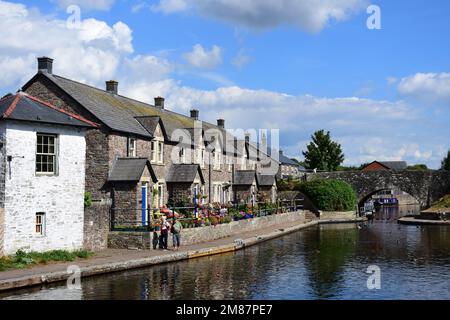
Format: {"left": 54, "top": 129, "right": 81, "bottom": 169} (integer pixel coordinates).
{"left": 298, "top": 179, "right": 356, "bottom": 211}
{"left": 84, "top": 192, "right": 92, "bottom": 208}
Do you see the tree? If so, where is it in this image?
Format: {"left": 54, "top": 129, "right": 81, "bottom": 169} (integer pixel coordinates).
{"left": 408, "top": 164, "right": 429, "bottom": 171}
{"left": 442, "top": 150, "right": 450, "bottom": 171}
{"left": 302, "top": 130, "right": 344, "bottom": 171}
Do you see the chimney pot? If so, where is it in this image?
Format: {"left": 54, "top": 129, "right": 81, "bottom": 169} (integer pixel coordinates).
{"left": 155, "top": 96, "right": 165, "bottom": 109}
{"left": 106, "top": 80, "right": 118, "bottom": 94}
{"left": 190, "top": 109, "right": 199, "bottom": 120}
{"left": 245, "top": 132, "right": 250, "bottom": 144}
{"left": 217, "top": 119, "right": 225, "bottom": 128}
{"left": 37, "top": 57, "right": 53, "bottom": 74}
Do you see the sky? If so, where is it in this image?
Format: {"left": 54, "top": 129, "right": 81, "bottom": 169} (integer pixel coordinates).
{"left": 1, "top": 0, "right": 450, "bottom": 168}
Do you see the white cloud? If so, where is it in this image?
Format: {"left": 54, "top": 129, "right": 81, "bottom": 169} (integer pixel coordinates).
{"left": 183, "top": 44, "right": 223, "bottom": 69}
{"left": 152, "top": 0, "right": 189, "bottom": 13}
{"left": 153, "top": 0, "right": 367, "bottom": 32}
{"left": 0, "top": 1, "right": 447, "bottom": 169}
{"left": 120, "top": 79, "right": 448, "bottom": 168}
{"left": 398, "top": 72, "right": 450, "bottom": 102}
{"left": 0, "top": 0, "right": 132, "bottom": 87}
{"left": 54, "top": 0, "right": 115, "bottom": 11}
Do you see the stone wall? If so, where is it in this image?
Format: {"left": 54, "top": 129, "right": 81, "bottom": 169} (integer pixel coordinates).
{"left": 0, "top": 208, "right": 4, "bottom": 256}
{"left": 319, "top": 211, "right": 357, "bottom": 220}
{"left": 83, "top": 203, "right": 110, "bottom": 251}
{"left": 307, "top": 170, "right": 450, "bottom": 208}
{"left": 25, "top": 76, "right": 113, "bottom": 250}
{"left": 167, "top": 183, "right": 193, "bottom": 205}
{"left": 2, "top": 121, "right": 86, "bottom": 255}
{"left": 108, "top": 210, "right": 307, "bottom": 250}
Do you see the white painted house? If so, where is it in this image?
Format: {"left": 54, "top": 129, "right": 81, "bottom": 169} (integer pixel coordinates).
{"left": 0, "top": 92, "right": 96, "bottom": 256}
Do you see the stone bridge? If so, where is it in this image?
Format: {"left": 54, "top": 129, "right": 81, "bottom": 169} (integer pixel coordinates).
{"left": 306, "top": 170, "right": 450, "bottom": 209}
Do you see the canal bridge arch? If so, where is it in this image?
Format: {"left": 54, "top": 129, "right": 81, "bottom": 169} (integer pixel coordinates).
{"left": 306, "top": 170, "right": 450, "bottom": 209}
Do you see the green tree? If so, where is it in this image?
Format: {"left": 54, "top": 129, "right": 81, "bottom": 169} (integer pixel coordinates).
{"left": 407, "top": 164, "right": 429, "bottom": 171}
{"left": 442, "top": 150, "right": 450, "bottom": 171}
{"left": 302, "top": 130, "right": 344, "bottom": 171}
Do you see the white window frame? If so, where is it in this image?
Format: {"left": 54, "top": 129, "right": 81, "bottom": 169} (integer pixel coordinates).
{"left": 150, "top": 141, "right": 156, "bottom": 162}
{"left": 158, "top": 141, "right": 164, "bottom": 164}
{"left": 127, "top": 137, "right": 137, "bottom": 157}
{"left": 36, "top": 133, "right": 58, "bottom": 175}
{"left": 36, "top": 212, "right": 46, "bottom": 236}
{"left": 214, "top": 148, "right": 221, "bottom": 170}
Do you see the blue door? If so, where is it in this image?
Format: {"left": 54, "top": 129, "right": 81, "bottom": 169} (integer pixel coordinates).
{"left": 141, "top": 185, "right": 148, "bottom": 226}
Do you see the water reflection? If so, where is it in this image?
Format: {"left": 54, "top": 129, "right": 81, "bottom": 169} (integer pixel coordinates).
{"left": 1, "top": 206, "right": 449, "bottom": 300}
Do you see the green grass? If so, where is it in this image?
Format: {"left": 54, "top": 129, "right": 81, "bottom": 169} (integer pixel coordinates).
{"left": 0, "top": 249, "right": 94, "bottom": 272}
{"left": 428, "top": 194, "right": 450, "bottom": 210}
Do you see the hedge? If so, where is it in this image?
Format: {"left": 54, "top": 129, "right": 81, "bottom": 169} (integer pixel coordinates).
{"left": 298, "top": 179, "right": 357, "bottom": 211}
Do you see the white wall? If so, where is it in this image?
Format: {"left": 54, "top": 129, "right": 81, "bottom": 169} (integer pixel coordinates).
{"left": 2, "top": 121, "right": 86, "bottom": 255}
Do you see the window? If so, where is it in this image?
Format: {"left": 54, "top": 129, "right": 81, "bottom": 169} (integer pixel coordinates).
{"left": 36, "top": 212, "right": 46, "bottom": 235}
{"left": 127, "top": 137, "right": 136, "bottom": 157}
{"left": 151, "top": 141, "right": 156, "bottom": 162}
{"left": 227, "top": 155, "right": 233, "bottom": 172}
{"left": 36, "top": 133, "right": 57, "bottom": 174}
{"left": 197, "top": 147, "right": 205, "bottom": 168}
{"left": 179, "top": 147, "right": 185, "bottom": 164}
{"left": 158, "top": 142, "right": 164, "bottom": 163}
{"left": 214, "top": 149, "right": 221, "bottom": 170}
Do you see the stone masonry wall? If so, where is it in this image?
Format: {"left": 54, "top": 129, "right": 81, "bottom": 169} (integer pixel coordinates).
{"left": 3, "top": 121, "right": 86, "bottom": 255}
{"left": 0, "top": 128, "right": 5, "bottom": 256}
{"left": 108, "top": 210, "right": 307, "bottom": 249}
{"left": 25, "top": 77, "right": 113, "bottom": 251}
{"left": 0, "top": 208, "right": 4, "bottom": 256}
{"left": 167, "top": 183, "right": 193, "bottom": 205}
{"left": 307, "top": 170, "right": 450, "bottom": 208}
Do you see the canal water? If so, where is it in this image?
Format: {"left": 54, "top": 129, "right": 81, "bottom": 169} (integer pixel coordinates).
{"left": 1, "top": 205, "right": 450, "bottom": 300}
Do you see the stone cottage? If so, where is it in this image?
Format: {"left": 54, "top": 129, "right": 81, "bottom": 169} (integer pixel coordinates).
{"left": 0, "top": 92, "right": 95, "bottom": 255}
{"left": 22, "top": 57, "right": 279, "bottom": 250}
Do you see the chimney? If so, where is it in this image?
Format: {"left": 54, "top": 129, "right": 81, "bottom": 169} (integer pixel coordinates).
{"left": 245, "top": 132, "right": 250, "bottom": 144}
{"left": 106, "top": 80, "right": 118, "bottom": 94}
{"left": 217, "top": 119, "right": 225, "bottom": 129}
{"left": 37, "top": 57, "right": 53, "bottom": 74}
{"left": 261, "top": 132, "right": 267, "bottom": 147}
{"left": 190, "top": 109, "right": 199, "bottom": 120}
{"left": 155, "top": 96, "right": 165, "bottom": 109}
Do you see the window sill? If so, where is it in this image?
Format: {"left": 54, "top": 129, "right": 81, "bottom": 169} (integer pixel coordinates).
{"left": 36, "top": 173, "right": 57, "bottom": 177}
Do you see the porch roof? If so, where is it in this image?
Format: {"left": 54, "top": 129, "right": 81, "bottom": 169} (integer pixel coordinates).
{"left": 166, "top": 164, "right": 205, "bottom": 184}
{"left": 108, "top": 158, "right": 157, "bottom": 183}
{"left": 234, "top": 170, "right": 258, "bottom": 186}
{"left": 257, "top": 174, "right": 277, "bottom": 187}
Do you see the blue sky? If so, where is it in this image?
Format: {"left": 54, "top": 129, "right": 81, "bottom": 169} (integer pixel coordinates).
{"left": 1, "top": 0, "right": 450, "bottom": 168}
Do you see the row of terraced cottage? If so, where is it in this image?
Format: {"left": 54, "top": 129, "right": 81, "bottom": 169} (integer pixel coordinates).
{"left": 0, "top": 57, "right": 296, "bottom": 255}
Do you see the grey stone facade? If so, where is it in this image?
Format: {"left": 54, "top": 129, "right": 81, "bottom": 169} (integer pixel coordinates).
{"left": 22, "top": 59, "right": 280, "bottom": 250}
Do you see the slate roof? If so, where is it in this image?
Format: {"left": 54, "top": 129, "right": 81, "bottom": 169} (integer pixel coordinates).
{"left": 266, "top": 148, "right": 299, "bottom": 166}
{"left": 362, "top": 161, "right": 408, "bottom": 171}
{"left": 0, "top": 92, "right": 96, "bottom": 128}
{"left": 234, "top": 170, "right": 258, "bottom": 186}
{"left": 166, "top": 164, "right": 205, "bottom": 184}
{"left": 379, "top": 161, "right": 408, "bottom": 170}
{"left": 23, "top": 73, "right": 234, "bottom": 142}
{"left": 257, "top": 174, "right": 276, "bottom": 187}
{"left": 108, "top": 158, "right": 157, "bottom": 182}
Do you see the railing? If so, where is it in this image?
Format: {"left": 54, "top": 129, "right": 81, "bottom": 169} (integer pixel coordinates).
{"left": 110, "top": 198, "right": 305, "bottom": 232}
